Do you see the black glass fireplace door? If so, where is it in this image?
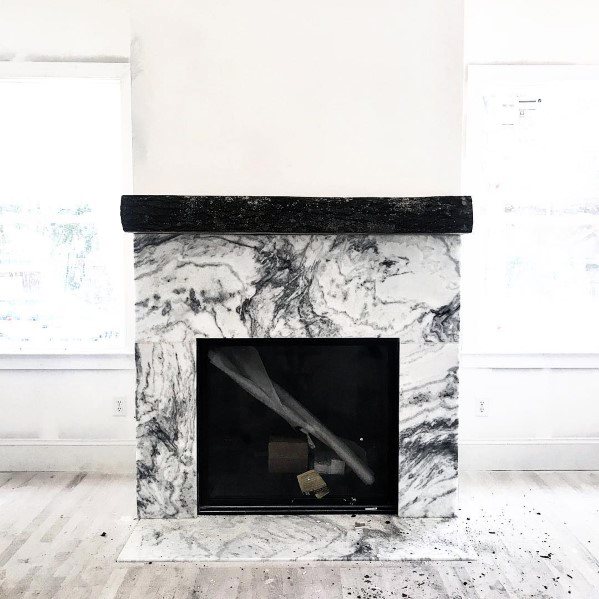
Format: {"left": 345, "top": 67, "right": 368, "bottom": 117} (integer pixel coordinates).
{"left": 196, "top": 338, "right": 399, "bottom": 514}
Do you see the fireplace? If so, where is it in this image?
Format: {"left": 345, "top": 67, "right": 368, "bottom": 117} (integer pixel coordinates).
{"left": 125, "top": 194, "right": 472, "bottom": 520}
{"left": 196, "top": 338, "right": 399, "bottom": 514}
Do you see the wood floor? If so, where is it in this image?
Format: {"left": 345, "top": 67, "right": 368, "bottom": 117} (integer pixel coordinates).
{"left": 1, "top": 471, "right": 598, "bottom": 598}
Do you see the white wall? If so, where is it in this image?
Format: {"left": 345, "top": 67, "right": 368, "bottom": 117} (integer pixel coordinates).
{"left": 0, "top": 0, "right": 135, "bottom": 473}
{"left": 459, "top": 0, "right": 599, "bottom": 469}
{"left": 2, "top": 0, "right": 466, "bottom": 473}
{"left": 0, "top": 368, "right": 135, "bottom": 472}
{"left": 2, "top": 0, "right": 598, "bottom": 473}
{"left": 460, "top": 367, "right": 599, "bottom": 469}
{"left": 130, "top": 0, "right": 464, "bottom": 196}
{"left": 465, "top": 0, "right": 599, "bottom": 65}
{"left": 0, "top": 0, "right": 129, "bottom": 62}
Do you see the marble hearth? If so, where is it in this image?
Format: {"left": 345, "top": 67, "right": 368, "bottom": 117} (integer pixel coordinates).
{"left": 119, "top": 195, "right": 473, "bottom": 562}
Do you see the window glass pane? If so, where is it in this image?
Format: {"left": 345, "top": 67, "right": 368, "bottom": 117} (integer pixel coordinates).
{"left": 0, "top": 77, "right": 127, "bottom": 352}
{"left": 463, "top": 67, "right": 599, "bottom": 354}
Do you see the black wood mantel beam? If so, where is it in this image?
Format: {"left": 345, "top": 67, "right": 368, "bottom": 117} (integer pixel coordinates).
{"left": 121, "top": 195, "right": 473, "bottom": 234}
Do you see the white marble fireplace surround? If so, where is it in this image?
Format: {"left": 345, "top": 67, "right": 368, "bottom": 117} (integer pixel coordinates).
{"left": 134, "top": 232, "right": 461, "bottom": 521}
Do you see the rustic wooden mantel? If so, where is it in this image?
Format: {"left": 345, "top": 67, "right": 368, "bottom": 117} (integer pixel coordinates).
{"left": 120, "top": 195, "right": 473, "bottom": 234}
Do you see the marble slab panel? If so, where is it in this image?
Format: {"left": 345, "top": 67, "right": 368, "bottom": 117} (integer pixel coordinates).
{"left": 118, "top": 515, "right": 476, "bottom": 562}
{"left": 136, "top": 342, "right": 196, "bottom": 518}
{"left": 134, "top": 234, "right": 460, "bottom": 345}
{"left": 398, "top": 343, "right": 458, "bottom": 517}
{"left": 133, "top": 232, "right": 461, "bottom": 519}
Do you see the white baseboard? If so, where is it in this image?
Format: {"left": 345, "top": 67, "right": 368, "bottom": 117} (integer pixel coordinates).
{"left": 459, "top": 438, "right": 599, "bottom": 471}
{"left": 0, "top": 439, "right": 135, "bottom": 474}
{"left": 1, "top": 438, "right": 598, "bottom": 474}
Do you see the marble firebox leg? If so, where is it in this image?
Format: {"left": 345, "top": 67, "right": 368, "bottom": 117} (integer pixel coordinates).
{"left": 136, "top": 342, "right": 197, "bottom": 518}
{"left": 398, "top": 343, "right": 459, "bottom": 517}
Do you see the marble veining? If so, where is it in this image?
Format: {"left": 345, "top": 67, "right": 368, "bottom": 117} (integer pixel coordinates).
{"left": 136, "top": 342, "right": 196, "bottom": 518}
{"left": 398, "top": 344, "right": 458, "bottom": 517}
{"left": 134, "top": 233, "right": 461, "bottom": 519}
{"left": 118, "top": 515, "right": 476, "bottom": 562}
{"left": 134, "top": 234, "right": 459, "bottom": 344}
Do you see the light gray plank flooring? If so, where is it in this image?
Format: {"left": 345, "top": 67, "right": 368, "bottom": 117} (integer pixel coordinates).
{"left": 1, "top": 471, "right": 598, "bottom": 598}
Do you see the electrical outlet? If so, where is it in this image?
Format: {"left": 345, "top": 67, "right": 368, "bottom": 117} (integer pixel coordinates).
{"left": 113, "top": 397, "right": 127, "bottom": 417}
{"left": 476, "top": 398, "right": 489, "bottom": 418}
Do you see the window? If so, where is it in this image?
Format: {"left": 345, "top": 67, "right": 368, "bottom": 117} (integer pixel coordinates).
{"left": 0, "top": 64, "right": 132, "bottom": 354}
{"left": 463, "top": 66, "right": 599, "bottom": 355}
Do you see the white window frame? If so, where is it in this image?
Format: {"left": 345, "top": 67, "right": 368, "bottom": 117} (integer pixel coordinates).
{"left": 461, "top": 64, "right": 599, "bottom": 370}
{"left": 0, "top": 62, "right": 134, "bottom": 370}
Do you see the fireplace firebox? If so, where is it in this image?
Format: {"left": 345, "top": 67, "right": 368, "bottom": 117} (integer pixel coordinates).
{"left": 196, "top": 338, "right": 399, "bottom": 514}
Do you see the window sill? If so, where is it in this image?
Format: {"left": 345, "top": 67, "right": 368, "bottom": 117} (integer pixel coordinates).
{"left": 461, "top": 353, "right": 599, "bottom": 369}
{"left": 0, "top": 353, "right": 135, "bottom": 370}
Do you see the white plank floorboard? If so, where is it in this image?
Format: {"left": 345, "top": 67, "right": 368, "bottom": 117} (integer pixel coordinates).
{"left": 0, "top": 471, "right": 597, "bottom": 598}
